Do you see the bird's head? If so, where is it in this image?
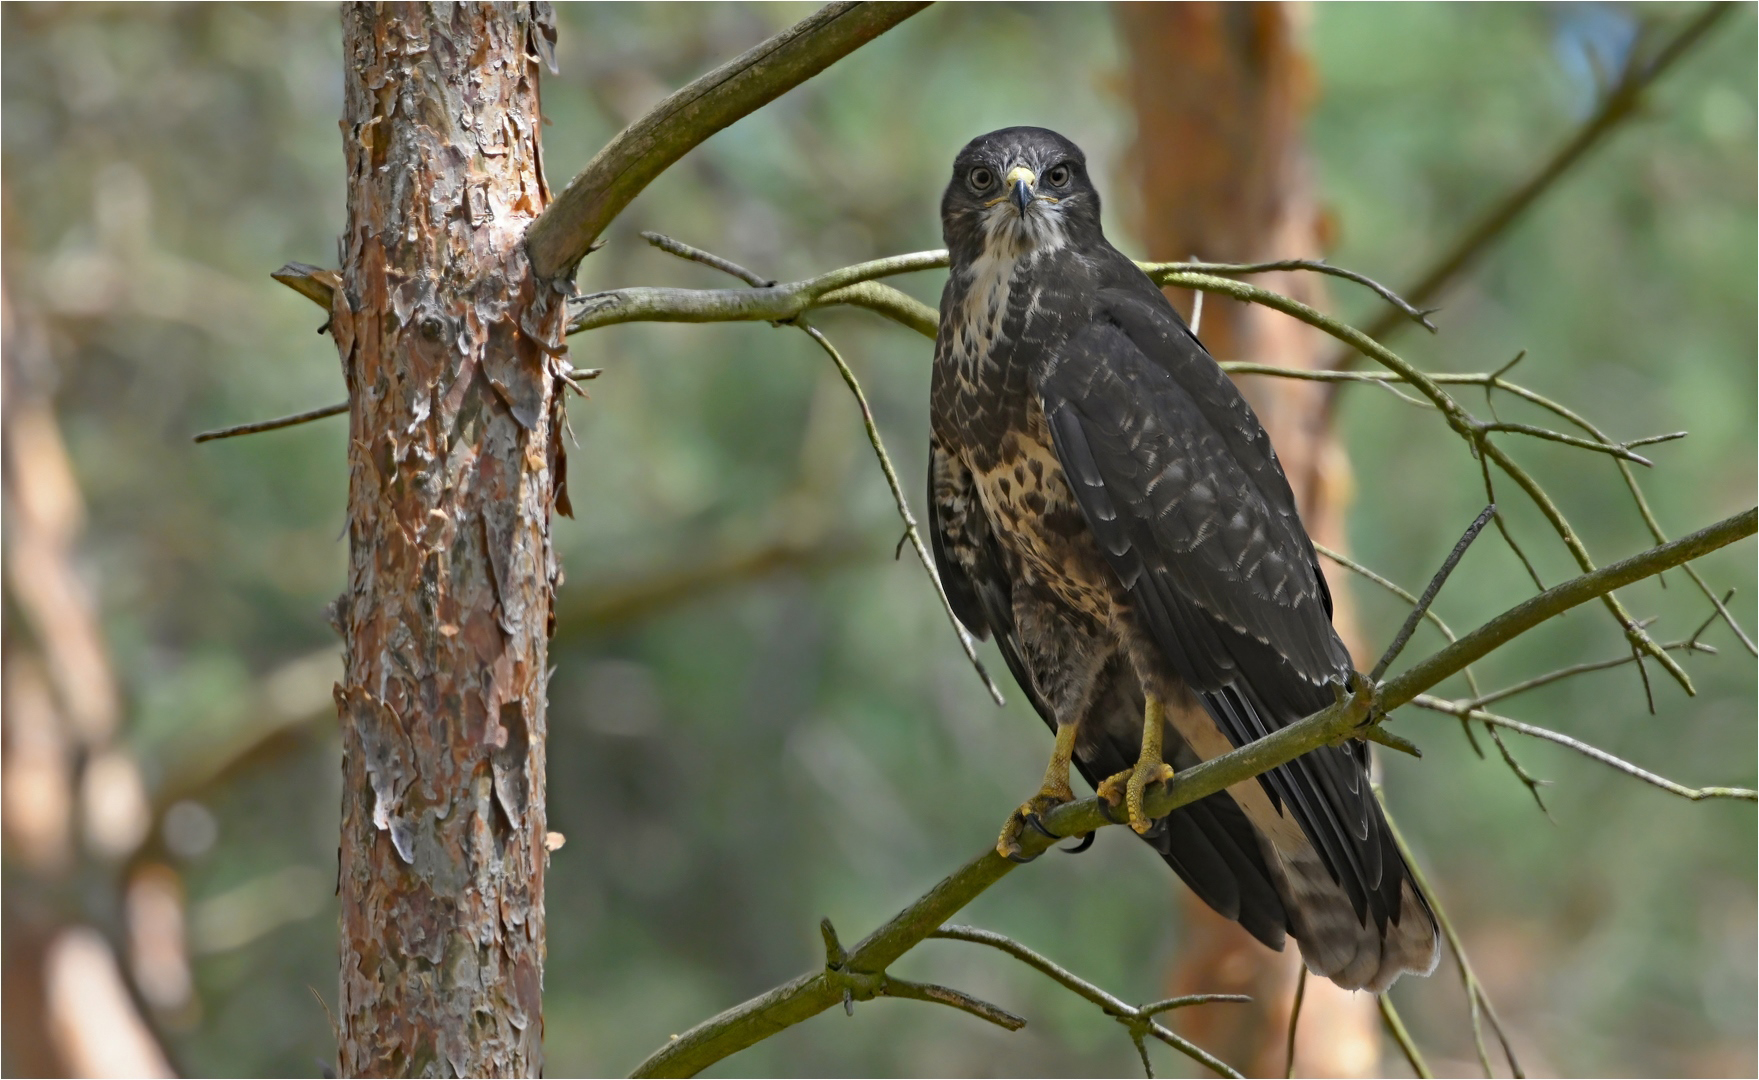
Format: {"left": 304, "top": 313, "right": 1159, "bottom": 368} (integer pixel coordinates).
{"left": 940, "top": 126, "right": 1101, "bottom": 263}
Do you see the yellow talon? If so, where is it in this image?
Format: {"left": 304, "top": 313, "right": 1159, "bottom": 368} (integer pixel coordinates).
{"left": 1099, "top": 695, "right": 1175, "bottom": 834}
{"left": 997, "top": 721, "right": 1078, "bottom": 861}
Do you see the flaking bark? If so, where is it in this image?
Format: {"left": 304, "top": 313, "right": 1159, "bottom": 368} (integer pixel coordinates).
{"left": 330, "top": 5, "right": 566, "bottom": 1076}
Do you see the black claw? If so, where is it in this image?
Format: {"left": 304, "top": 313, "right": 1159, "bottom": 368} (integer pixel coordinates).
{"left": 1023, "top": 814, "right": 1059, "bottom": 840}
{"left": 1003, "top": 848, "right": 1040, "bottom": 864}
{"left": 1060, "top": 831, "right": 1096, "bottom": 854}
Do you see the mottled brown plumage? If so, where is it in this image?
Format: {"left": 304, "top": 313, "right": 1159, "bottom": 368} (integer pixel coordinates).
{"left": 927, "top": 127, "right": 1438, "bottom": 991}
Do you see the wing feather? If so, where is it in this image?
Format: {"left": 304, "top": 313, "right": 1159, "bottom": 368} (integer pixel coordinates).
{"left": 1038, "top": 302, "right": 1405, "bottom": 930}
{"left": 927, "top": 435, "right": 1291, "bottom": 946}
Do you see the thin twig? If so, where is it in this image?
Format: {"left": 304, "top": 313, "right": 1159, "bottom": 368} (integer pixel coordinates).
{"left": 1483, "top": 721, "right": 1553, "bottom": 814}
{"left": 1152, "top": 257, "right": 1436, "bottom": 332}
{"left": 1476, "top": 451, "right": 1546, "bottom": 592}
{"left": 1485, "top": 374, "right": 1756, "bottom": 655}
{"left": 930, "top": 925, "right": 1248, "bottom": 1079}
{"left": 1372, "top": 506, "right": 1497, "bottom": 681}
{"left": 799, "top": 321, "right": 1004, "bottom": 704}
{"left": 1283, "top": 967, "right": 1306, "bottom": 1079}
{"left": 636, "top": 232, "right": 1003, "bottom": 704}
{"left": 641, "top": 231, "right": 771, "bottom": 287}
{"left": 192, "top": 402, "right": 348, "bottom": 443}
{"left": 1380, "top": 805, "right": 1523, "bottom": 1078}
{"left": 817, "top": 917, "right": 1026, "bottom": 1031}
{"left": 1464, "top": 635, "right": 1714, "bottom": 710}
{"left": 1409, "top": 696, "right": 1758, "bottom": 802}
{"left": 1478, "top": 421, "right": 1658, "bottom": 466}
{"left": 1312, "top": 542, "right": 1482, "bottom": 700}
{"left": 878, "top": 976, "right": 1026, "bottom": 1031}
{"left": 1378, "top": 994, "right": 1435, "bottom": 1079}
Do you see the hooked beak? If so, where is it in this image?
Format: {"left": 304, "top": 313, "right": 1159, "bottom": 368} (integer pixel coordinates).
{"left": 1006, "top": 165, "right": 1036, "bottom": 214}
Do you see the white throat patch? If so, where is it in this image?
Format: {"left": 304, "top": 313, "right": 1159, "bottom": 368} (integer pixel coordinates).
{"left": 949, "top": 204, "right": 1067, "bottom": 379}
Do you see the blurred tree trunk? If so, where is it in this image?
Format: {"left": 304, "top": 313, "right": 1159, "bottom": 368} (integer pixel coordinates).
{"left": 1116, "top": 4, "right": 1380, "bottom": 1076}
{"left": 4, "top": 261, "right": 177, "bottom": 1078}
{"left": 330, "top": 5, "right": 566, "bottom": 1075}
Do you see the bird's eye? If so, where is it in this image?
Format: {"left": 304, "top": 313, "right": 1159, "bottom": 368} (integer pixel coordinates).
{"left": 1046, "top": 164, "right": 1072, "bottom": 188}
{"left": 967, "top": 166, "right": 995, "bottom": 191}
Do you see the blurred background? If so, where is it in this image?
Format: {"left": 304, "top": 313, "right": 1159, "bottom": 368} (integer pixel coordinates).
{"left": 2, "top": 3, "right": 1753, "bottom": 1076}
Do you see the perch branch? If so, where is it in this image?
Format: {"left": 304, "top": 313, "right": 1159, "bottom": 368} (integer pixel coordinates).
{"left": 629, "top": 508, "right": 1753, "bottom": 1077}
{"left": 524, "top": 1, "right": 932, "bottom": 279}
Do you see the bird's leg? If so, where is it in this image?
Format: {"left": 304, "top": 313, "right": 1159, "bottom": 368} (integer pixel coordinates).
{"left": 1098, "top": 694, "right": 1176, "bottom": 835}
{"left": 996, "top": 721, "right": 1079, "bottom": 862}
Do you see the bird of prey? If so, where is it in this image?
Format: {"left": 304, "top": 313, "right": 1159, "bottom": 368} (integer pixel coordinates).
{"left": 927, "top": 126, "right": 1438, "bottom": 991}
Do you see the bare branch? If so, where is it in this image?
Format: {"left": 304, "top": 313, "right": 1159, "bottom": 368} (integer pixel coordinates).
{"left": 1160, "top": 268, "right": 1698, "bottom": 694}
{"left": 1381, "top": 805, "right": 1523, "bottom": 1078}
{"left": 1283, "top": 967, "right": 1306, "bottom": 1079}
{"left": 1312, "top": 542, "right": 1480, "bottom": 694}
{"left": 524, "top": 2, "right": 932, "bottom": 279}
{"left": 930, "top": 925, "right": 1248, "bottom": 1079}
{"left": 1371, "top": 505, "right": 1496, "bottom": 681}
{"left": 1409, "top": 696, "right": 1758, "bottom": 802}
{"left": 1147, "top": 257, "right": 1436, "bottom": 332}
{"left": 192, "top": 402, "right": 347, "bottom": 443}
{"left": 1462, "top": 635, "right": 1715, "bottom": 711}
{"left": 1335, "top": 2, "right": 1736, "bottom": 355}
{"left": 1477, "top": 420, "right": 1659, "bottom": 467}
{"left": 629, "top": 508, "right": 1753, "bottom": 1077}
{"left": 1383, "top": 508, "right": 1753, "bottom": 708}
{"left": 631, "top": 232, "right": 1002, "bottom": 703}
{"left": 799, "top": 321, "right": 1005, "bottom": 704}
{"left": 877, "top": 976, "right": 1025, "bottom": 1030}
{"left": 1378, "top": 994, "right": 1435, "bottom": 1079}
{"left": 567, "top": 249, "right": 945, "bottom": 336}
{"left": 641, "top": 231, "right": 772, "bottom": 287}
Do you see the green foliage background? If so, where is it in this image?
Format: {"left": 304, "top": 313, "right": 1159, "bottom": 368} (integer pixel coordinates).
{"left": 2, "top": 3, "right": 1752, "bottom": 1076}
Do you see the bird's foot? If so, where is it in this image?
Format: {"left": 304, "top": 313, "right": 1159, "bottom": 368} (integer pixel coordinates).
{"left": 996, "top": 785, "right": 1074, "bottom": 863}
{"left": 1098, "top": 760, "right": 1176, "bottom": 835}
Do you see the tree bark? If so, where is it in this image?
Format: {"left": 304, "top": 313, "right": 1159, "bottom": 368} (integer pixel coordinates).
{"left": 331, "top": 5, "right": 565, "bottom": 1075}
{"left": 1117, "top": 4, "right": 1381, "bottom": 1076}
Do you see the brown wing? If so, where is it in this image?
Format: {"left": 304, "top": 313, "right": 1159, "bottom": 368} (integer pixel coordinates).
{"left": 1036, "top": 285, "right": 1408, "bottom": 936}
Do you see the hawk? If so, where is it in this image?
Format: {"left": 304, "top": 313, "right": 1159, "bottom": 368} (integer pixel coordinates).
{"left": 927, "top": 127, "right": 1438, "bottom": 991}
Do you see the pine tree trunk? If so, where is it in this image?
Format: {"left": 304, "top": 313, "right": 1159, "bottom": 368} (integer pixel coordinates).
{"left": 1117, "top": 4, "right": 1381, "bottom": 1076}
{"left": 330, "top": 5, "right": 565, "bottom": 1075}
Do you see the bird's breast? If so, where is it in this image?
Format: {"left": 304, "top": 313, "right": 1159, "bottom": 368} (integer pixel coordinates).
{"left": 972, "top": 426, "right": 1116, "bottom": 622}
